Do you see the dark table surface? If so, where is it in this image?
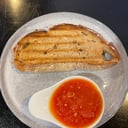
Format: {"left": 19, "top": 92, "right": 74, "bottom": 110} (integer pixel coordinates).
{"left": 0, "top": 0, "right": 128, "bottom": 128}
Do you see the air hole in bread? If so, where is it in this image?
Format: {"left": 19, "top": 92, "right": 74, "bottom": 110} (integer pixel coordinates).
{"left": 79, "top": 48, "right": 83, "bottom": 52}
{"left": 53, "top": 45, "right": 57, "bottom": 49}
{"left": 22, "top": 42, "right": 30, "bottom": 49}
{"left": 102, "top": 50, "right": 113, "bottom": 61}
{"left": 81, "top": 31, "right": 88, "bottom": 36}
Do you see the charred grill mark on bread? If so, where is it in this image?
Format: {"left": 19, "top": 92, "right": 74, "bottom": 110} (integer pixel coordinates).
{"left": 13, "top": 24, "right": 120, "bottom": 72}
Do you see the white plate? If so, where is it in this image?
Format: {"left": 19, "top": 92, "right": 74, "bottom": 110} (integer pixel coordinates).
{"left": 0, "top": 12, "right": 128, "bottom": 128}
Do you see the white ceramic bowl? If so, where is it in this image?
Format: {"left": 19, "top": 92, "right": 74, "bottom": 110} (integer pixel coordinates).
{"left": 28, "top": 76, "right": 105, "bottom": 128}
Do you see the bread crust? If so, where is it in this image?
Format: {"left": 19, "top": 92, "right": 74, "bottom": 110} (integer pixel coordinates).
{"left": 13, "top": 23, "right": 120, "bottom": 72}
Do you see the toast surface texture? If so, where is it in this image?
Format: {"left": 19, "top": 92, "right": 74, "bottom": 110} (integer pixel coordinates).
{"left": 13, "top": 24, "right": 120, "bottom": 72}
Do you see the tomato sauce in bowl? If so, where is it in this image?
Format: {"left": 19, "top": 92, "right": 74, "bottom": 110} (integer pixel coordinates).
{"left": 49, "top": 77, "right": 104, "bottom": 128}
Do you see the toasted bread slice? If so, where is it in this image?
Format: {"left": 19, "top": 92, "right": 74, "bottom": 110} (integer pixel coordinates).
{"left": 13, "top": 24, "right": 120, "bottom": 72}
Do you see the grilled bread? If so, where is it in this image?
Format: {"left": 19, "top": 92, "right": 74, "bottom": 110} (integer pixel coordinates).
{"left": 13, "top": 24, "right": 120, "bottom": 72}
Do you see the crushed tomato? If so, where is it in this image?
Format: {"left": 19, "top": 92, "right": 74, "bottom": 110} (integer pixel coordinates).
{"left": 49, "top": 78, "right": 103, "bottom": 128}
